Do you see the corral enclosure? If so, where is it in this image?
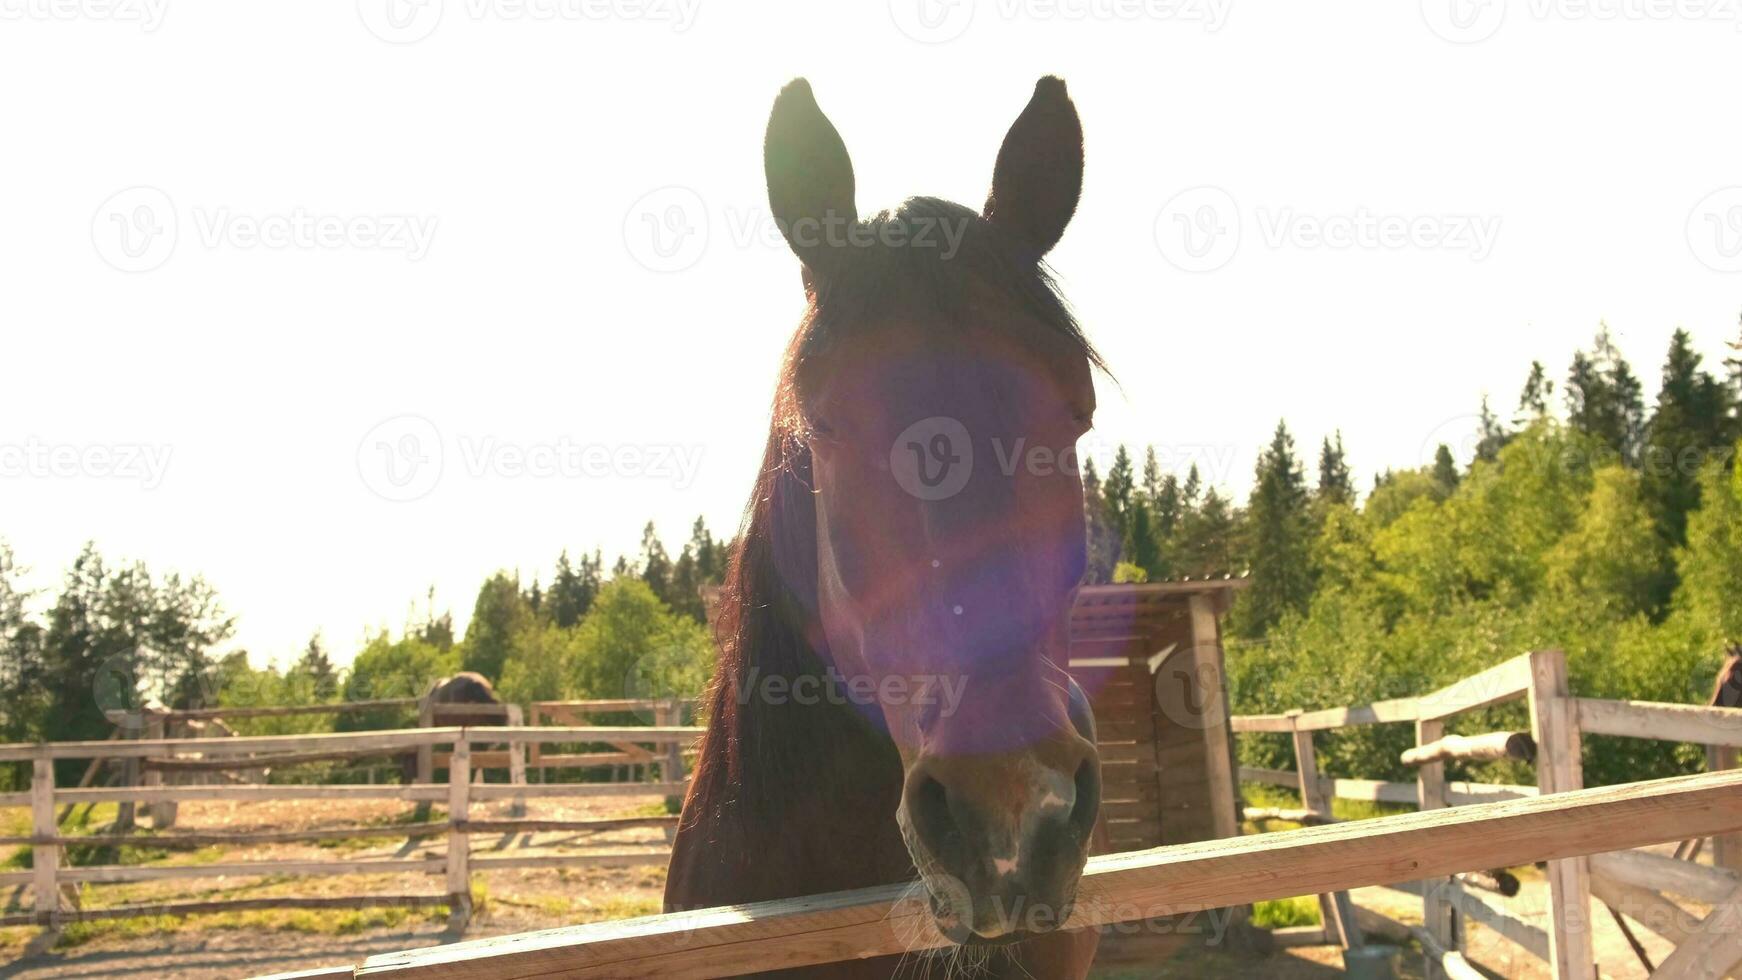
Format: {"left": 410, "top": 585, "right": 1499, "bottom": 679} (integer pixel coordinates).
{"left": 5, "top": 592, "right": 1742, "bottom": 978}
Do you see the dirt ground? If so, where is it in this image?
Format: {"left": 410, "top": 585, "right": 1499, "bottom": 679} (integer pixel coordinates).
{"left": 0, "top": 797, "right": 1709, "bottom": 979}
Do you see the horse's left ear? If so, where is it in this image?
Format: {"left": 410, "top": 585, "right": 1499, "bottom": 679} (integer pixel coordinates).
{"left": 983, "top": 76, "right": 1083, "bottom": 260}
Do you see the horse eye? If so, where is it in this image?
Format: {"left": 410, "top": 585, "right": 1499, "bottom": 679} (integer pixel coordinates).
{"left": 808, "top": 416, "right": 836, "bottom": 439}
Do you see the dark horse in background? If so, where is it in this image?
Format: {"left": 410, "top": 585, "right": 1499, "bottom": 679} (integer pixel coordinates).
{"left": 398, "top": 672, "right": 500, "bottom": 785}
{"left": 666, "top": 78, "right": 1106, "bottom": 978}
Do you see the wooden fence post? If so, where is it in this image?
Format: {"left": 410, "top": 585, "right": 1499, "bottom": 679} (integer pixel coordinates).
{"left": 1416, "top": 717, "right": 1455, "bottom": 980}
{"left": 447, "top": 739, "right": 472, "bottom": 930}
{"left": 416, "top": 698, "right": 435, "bottom": 786}
{"left": 1290, "top": 711, "right": 1362, "bottom": 950}
{"left": 656, "top": 700, "right": 685, "bottom": 811}
{"left": 1709, "top": 744, "right": 1742, "bottom": 873}
{"left": 144, "top": 711, "right": 176, "bottom": 829}
{"left": 1528, "top": 649, "right": 1594, "bottom": 980}
{"left": 32, "top": 757, "right": 60, "bottom": 929}
{"left": 507, "top": 705, "right": 527, "bottom": 820}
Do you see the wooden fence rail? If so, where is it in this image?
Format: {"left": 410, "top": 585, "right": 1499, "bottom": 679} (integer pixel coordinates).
{"left": 340, "top": 770, "right": 1742, "bottom": 980}
{"left": 5, "top": 721, "right": 697, "bottom": 930}
{"left": 1230, "top": 649, "right": 1742, "bottom": 979}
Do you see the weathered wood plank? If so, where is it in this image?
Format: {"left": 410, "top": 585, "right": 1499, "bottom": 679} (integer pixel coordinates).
{"left": 1577, "top": 698, "right": 1742, "bottom": 749}
{"left": 1529, "top": 649, "right": 1594, "bottom": 980}
{"left": 1402, "top": 731, "right": 1535, "bottom": 768}
{"left": 355, "top": 768, "right": 1742, "bottom": 980}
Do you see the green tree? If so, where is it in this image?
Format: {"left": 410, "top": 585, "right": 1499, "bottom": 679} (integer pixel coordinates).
{"left": 1675, "top": 448, "right": 1742, "bottom": 642}
{"left": 1565, "top": 325, "right": 1645, "bottom": 465}
{"left": 1431, "top": 444, "right": 1461, "bottom": 493}
{"left": 1122, "top": 498, "right": 1162, "bottom": 578}
{"left": 1317, "top": 432, "right": 1354, "bottom": 506}
{"left": 1544, "top": 466, "right": 1667, "bottom": 618}
{"left": 291, "top": 632, "right": 339, "bottom": 701}
{"left": 1642, "top": 329, "right": 1730, "bottom": 548}
{"left": 1518, "top": 360, "right": 1555, "bottom": 420}
{"left": 460, "top": 572, "right": 535, "bottom": 681}
{"left": 1233, "top": 421, "right": 1313, "bottom": 637}
{"left": 1101, "top": 445, "right": 1136, "bottom": 559}
{"left": 1080, "top": 457, "right": 1117, "bottom": 584}
{"left": 638, "top": 522, "right": 674, "bottom": 606}
{"left": 559, "top": 578, "right": 712, "bottom": 704}
{"left": 548, "top": 549, "right": 602, "bottom": 629}
{"left": 339, "top": 632, "right": 459, "bottom": 731}
{"left": 1475, "top": 395, "right": 1510, "bottom": 464}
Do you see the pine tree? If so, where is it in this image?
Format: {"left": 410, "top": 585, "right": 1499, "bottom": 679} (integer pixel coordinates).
{"left": 1566, "top": 324, "right": 1646, "bottom": 465}
{"left": 1317, "top": 432, "right": 1354, "bottom": 505}
{"left": 1432, "top": 444, "right": 1461, "bottom": 493}
{"left": 1233, "top": 421, "right": 1312, "bottom": 638}
{"left": 1102, "top": 445, "right": 1136, "bottom": 552}
{"left": 1518, "top": 361, "right": 1555, "bottom": 420}
{"left": 293, "top": 632, "right": 338, "bottom": 700}
{"left": 1123, "top": 498, "right": 1163, "bottom": 577}
{"left": 1642, "top": 328, "right": 1729, "bottom": 548}
{"left": 638, "top": 522, "right": 673, "bottom": 606}
{"left": 1080, "top": 458, "right": 1117, "bottom": 584}
{"left": 548, "top": 550, "right": 602, "bottom": 628}
{"left": 1476, "top": 395, "right": 1510, "bottom": 464}
{"left": 1141, "top": 447, "right": 1164, "bottom": 509}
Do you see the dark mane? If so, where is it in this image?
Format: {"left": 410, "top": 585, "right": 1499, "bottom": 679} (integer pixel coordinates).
{"left": 681, "top": 197, "right": 1104, "bottom": 844}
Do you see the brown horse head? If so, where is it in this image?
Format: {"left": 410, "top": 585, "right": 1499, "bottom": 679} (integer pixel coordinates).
{"left": 1712, "top": 646, "right": 1742, "bottom": 709}
{"left": 749, "top": 76, "right": 1103, "bottom": 943}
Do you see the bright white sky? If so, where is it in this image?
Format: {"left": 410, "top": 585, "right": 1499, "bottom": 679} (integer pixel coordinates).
{"left": 4, "top": 0, "right": 1740, "bottom": 667}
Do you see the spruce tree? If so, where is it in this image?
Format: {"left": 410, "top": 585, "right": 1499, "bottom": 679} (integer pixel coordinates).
{"left": 1518, "top": 361, "right": 1555, "bottom": 420}
{"left": 1234, "top": 421, "right": 1312, "bottom": 638}
{"left": 1566, "top": 324, "right": 1646, "bottom": 465}
{"left": 1102, "top": 445, "right": 1136, "bottom": 550}
{"left": 1432, "top": 444, "right": 1461, "bottom": 493}
{"left": 293, "top": 632, "right": 339, "bottom": 700}
{"left": 1317, "top": 432, "right": 1354, "bottom": 505}
{"left": 1080, "top": 458, "right": 1117, "bottom": 583}
{"left": 1475, "top": 395, "right": 1510, "bottom": 464}
{"left": 1642, "top": 328, "right": 1729, "bottom": 547}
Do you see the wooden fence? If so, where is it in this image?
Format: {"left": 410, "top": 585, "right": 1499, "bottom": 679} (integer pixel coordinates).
{"left": 1232, "top": 649, "right": 1742, "bottom": 979}
{"left": 0, "top": 723, "right": 699, "bottom": 930}
{"left": 250, "top": 650, "right": 1742, "bottom": 980}
{"left": 266, "top": 769, "right": 1742, "bottom": 979}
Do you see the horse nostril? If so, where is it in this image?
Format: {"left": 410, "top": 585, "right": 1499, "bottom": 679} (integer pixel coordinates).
{"left": 911, "top": 775, "right": 963, "bottom": 858}
{"left": 1069, "top": 758, "right": 1100, "bottom": 841}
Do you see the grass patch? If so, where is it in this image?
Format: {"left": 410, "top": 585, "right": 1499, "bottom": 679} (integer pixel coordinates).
{"left": 1249, "top": 896, "right": 1321, "bottom": 929}
{"left": 52, "top": 905, "right": 450, "bottom": 949}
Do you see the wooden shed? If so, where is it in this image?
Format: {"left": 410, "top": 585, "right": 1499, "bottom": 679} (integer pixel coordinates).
{"left": 1068, "top": 578, "right": 1248, "bottom": 853}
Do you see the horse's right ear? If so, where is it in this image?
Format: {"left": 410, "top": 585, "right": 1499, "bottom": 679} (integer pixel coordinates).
{"left": 765, "top": 79, "right": 857, "bottom": 290}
